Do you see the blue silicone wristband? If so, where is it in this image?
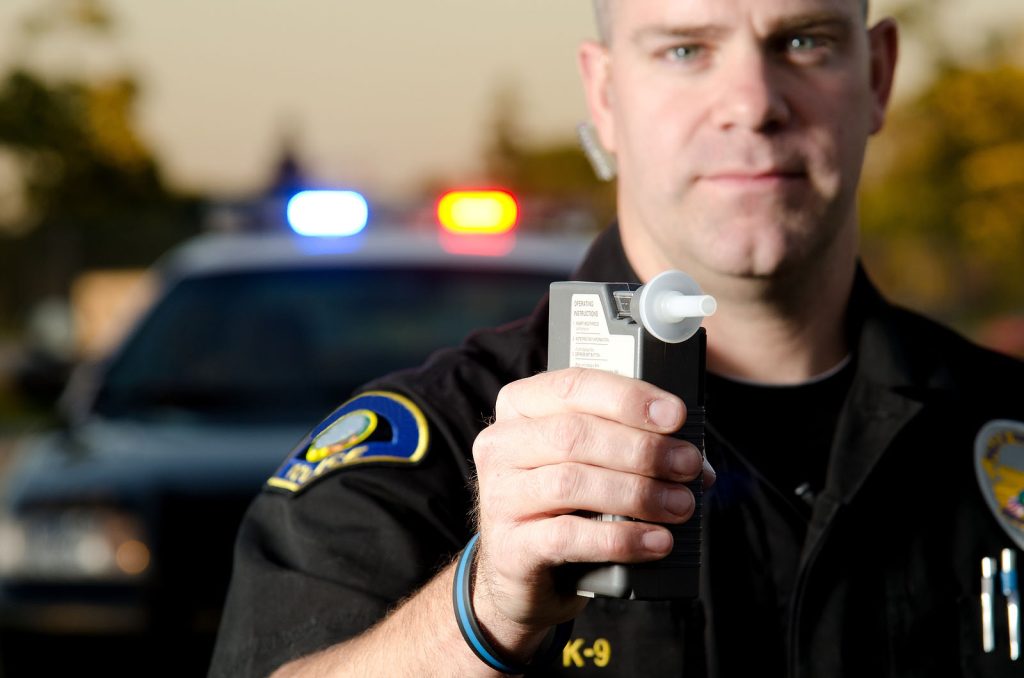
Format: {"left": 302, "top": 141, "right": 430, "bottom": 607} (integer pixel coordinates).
{"left": 452, "top": 533, "right": 574, "bottom": 674}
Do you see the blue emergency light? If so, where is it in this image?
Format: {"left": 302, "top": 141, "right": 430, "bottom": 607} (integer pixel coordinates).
{"left": 287, "top": 190, "right": 369, "bottom": 237}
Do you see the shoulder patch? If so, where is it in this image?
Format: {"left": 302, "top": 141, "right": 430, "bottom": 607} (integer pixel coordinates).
{"left": 975, "top": 419, "right": 1024, "bottom": 550}
{"left": 267, "top": 390, "right": 429, "bottom": 494}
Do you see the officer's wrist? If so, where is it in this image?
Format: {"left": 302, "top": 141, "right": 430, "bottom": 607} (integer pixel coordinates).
{"left": 469, "top": 553, "right": 550, "bottom": 665}
{"left": 452, "top": 533, "right": 575, "bottom": 674}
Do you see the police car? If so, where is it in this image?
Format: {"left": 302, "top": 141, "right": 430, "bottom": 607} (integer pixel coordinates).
{"left": 0, "top": 190, "right": 594, "bottom": 675}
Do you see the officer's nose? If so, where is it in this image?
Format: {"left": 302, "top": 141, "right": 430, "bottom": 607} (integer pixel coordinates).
{"left": 709, "top": 47, "right": 791, "bottom": 133}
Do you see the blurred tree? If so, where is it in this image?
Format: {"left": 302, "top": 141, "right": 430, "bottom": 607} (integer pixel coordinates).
{"left": 0, "top": 0, "right": 199, "bottom": 333}
{"left": 481, "top": 82, "right": 615, "bottom": 233}
{"left": 860, "top": 48, "right": 1024, "bottom": 328}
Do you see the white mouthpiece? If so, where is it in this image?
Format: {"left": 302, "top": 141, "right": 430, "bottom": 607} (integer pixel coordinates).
{"left": 636, "top": 270, "right": 716, "bottom": 343}
{"left": 659, "top": 293, "right": 717, "bottom": 322}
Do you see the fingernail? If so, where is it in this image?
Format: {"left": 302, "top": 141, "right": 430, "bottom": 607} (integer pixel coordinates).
{"left": 648, "top": 399, "right": 681, "bottom": 429}
{"left": 669, "top": 445, "right": 701, "bottom": 476}
{"left": 664, "top": 486, "right": 693, "bottom": 517}
{"left": 703, "top": 459, "right": 717, "bottom": 484}
{"left": 642, "top": 530, "right": 672, "bottom": 554}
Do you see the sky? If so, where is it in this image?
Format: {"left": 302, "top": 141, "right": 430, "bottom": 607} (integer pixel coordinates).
{"left": 1, "top": 0, "right": 1023, "bottom": 201}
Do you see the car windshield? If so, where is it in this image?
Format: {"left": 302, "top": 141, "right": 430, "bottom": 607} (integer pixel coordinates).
{"left": 92, "top": 266, "right": 555, "bottom": 424}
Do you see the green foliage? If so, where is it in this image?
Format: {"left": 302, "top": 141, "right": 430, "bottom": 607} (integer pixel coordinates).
{"left": 0, "top": 2, "right": 200, "bottom": 331}
{"left": 860, "top": 60, "right": 1024, "bottom": 325}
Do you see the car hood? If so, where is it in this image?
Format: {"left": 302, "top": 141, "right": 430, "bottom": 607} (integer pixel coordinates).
{"left": 3, "top": 417, "right": 309, "bottom": 508}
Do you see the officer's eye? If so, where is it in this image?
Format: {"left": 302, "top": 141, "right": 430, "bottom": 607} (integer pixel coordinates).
{"left": 788, "top": 35, "right": 824, "bottom": 51}
{"left": 781, "top": 33, "right": 834, "bottom": 64}
{"left": 665, "top": 44, "right": 704, "bottom": 62}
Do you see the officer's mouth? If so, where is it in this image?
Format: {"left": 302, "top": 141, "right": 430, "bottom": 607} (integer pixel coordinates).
{"left": 699, "top": 168, "right": 809, "bottom": 190}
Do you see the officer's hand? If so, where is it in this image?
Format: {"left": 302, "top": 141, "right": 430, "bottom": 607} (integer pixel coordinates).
{"left": 470, "top": 368, "right": 712, "bottom": 647}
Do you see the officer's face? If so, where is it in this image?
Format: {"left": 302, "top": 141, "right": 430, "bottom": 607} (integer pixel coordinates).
{"left": 579, "top": 0, "right": 897, "bottom": 283}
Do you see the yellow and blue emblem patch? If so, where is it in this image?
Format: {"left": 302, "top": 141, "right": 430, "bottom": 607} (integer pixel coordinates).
{"left": 267, "top": 391, "right": 429, "bottom": 494}
{"left": 975, "top": 419, "right": 1024, "bottom": 550}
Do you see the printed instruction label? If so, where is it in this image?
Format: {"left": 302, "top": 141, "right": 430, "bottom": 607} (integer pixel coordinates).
{"left": 570, "top": 294, "right": 636, "bottom": 377}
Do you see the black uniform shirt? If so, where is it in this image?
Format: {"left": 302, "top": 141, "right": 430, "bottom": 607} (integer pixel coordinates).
{"left": 211, "top": 225, "right": 1024, "bottom": 677}
{"left": 703, "top": 360, "right": 856, "bottom": 673}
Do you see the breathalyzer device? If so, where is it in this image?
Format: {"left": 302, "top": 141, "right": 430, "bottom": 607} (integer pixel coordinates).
{"left": 547, "top": 270, "right": 715, "bottom": 600}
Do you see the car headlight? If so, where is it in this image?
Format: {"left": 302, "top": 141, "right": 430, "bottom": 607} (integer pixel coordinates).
{"left": 0, "top": 507, "right": 150, "bottom": 582}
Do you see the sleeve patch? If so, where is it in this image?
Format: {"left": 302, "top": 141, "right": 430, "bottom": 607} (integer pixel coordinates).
{"left": 267, "top": 391, "right": 429, "bottom": 494}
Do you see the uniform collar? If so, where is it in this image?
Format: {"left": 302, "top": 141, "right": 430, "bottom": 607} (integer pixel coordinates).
{"left": 846, "top": 266, "right": 939, "bottom": 392}
{"left": 822, "top": 268, "right": 933, "bottom": 508}
{"left": 576, "top": 223, "right": 940, "bottom": 390}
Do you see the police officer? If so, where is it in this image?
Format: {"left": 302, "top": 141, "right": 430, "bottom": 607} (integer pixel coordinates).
{"left": 211, "top": 0, "right": 1024, "bottom": 675}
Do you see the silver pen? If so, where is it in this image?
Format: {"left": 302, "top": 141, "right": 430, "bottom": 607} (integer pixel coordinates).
{"left": 1001, "top": 549, "right": 1020, "bottom": 661}
{"left": 982, "top": 557, "right": 997, "bottom": 653}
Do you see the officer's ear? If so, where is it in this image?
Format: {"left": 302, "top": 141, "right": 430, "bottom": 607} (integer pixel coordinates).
{"left": 578, "top": 40, "right": 616, "bottom": 153}
{"left": 867, "top": 18, "right": 899, "bottom": 135}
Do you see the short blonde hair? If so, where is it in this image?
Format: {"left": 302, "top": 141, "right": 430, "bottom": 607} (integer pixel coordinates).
{"left": 592, "top": 0, "right": 611, "bottom": 44}
{"left": 592, "top": 0, "right": 869, "bottom": 45}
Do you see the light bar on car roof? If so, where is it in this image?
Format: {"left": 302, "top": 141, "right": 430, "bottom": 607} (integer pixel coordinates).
{"left": 287, "top": 190, "right": 369, "bottom": 237}
{"left": 436, "top": 190, "right": 518, "bottom": 235}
